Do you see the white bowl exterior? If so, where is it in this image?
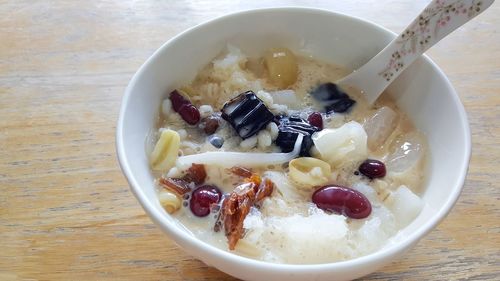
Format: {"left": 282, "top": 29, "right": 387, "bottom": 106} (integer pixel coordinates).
{"left": 116, "top": 7, "right": 470, "bottom": 281}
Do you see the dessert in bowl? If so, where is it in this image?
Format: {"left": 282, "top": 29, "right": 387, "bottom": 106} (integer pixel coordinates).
{"left": 116, "top": 7, "right": 470, "bottom": 281}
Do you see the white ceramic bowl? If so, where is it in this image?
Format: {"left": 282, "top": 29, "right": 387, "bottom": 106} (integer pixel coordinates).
{"left": 116, "top": 7, "right": 471, "bottom": 281}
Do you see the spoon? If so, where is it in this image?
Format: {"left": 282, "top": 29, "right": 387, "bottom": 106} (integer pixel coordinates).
{"left": 336, "top": 0, "right": 495, "bottom": 105}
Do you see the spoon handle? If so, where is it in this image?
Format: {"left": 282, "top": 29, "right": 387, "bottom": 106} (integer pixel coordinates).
{"left": 338, "top": 0, "right": 494, "bottom": 104}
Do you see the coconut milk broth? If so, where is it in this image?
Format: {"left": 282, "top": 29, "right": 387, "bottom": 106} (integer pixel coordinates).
{"left": 152, "top": 51, "right": 427, "bottom": 262}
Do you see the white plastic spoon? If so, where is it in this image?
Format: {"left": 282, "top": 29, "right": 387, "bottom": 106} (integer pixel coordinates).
{"left": 337, "top": 0, "right": 495, "bottom": 105}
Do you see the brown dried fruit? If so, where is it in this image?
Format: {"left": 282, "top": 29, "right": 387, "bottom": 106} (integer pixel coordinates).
{"left": 256, "top": 179, "right": 274, "bottom": 202}
{"left": 160, "top": 164, "right": 206, "bottom": 196}
{"left": 216, "top": 177, "right": 275, "bottom": 250}
{"left": 159, "top": 178, "right": 192, "bottom": 196}
{"left": 220, "top": 182, "right": 256, "bottom": 250}
{"left": 229, "top": 166, "right": 253, "bottom": 178}
{"left": 183, "top": 163, "right": 207, "bottom": 185}
{"left": 245, "top": 174, "right": 262, "bottom": 188}
{"left": 203, "top": 116, "right": 220, "bottom": 135}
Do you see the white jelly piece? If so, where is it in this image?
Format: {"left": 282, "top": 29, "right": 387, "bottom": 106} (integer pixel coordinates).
{"left": 312, "top": 121, "right": 368, "bottom": 167}
{"left": 363, "top": 106, "right": 399, "bottom": 151}
{"left": 386, "top": 132, "right": 423, "bottom": 173}
{"left": 386, "top": 185, "right": 423, "bottom": 227}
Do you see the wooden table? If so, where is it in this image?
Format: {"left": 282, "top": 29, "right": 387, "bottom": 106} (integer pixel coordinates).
{"left": 1, "top": 1, "right": 498, "bottom": 280}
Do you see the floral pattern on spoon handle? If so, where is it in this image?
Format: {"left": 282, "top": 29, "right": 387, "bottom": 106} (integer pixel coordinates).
{"left": 337, "top": 0, "right": 494, "bottom": 105}
{"left": 379, "top": 0, "right": 491, "bottom": 81}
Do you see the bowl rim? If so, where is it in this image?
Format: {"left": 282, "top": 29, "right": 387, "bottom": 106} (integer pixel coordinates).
{"left": 116, "top": 6, "right": 471, "bottom": 271}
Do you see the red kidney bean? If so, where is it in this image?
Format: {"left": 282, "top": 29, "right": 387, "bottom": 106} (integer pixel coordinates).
{"left": 169, "top": 90, "right": 201, "bottom": 125}
{"left": 312, "top": 185, "right": 372, "bottom": 219}
{"left": 190, "top": 185, "right": 222, "bottom": 217}
{"left": 169, "top": 90, "right": 190, "bottom": 111}
{"left": 358, "top": 159, "right": 386, "bottom": 179}
{"left": 178, "top": 104, "right": 200, "bottom": 125}
{"left": 307, "top": 112, "right": 323, "bottom": 130}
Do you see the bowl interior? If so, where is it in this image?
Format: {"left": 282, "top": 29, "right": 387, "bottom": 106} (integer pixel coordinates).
{"left": 117, "top": 7, "right": 470, "bottom": 281}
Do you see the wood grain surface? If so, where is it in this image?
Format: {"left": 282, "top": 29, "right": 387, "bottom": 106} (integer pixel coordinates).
{"left": 1, "top": 1, "right": 499, "bottom": 280}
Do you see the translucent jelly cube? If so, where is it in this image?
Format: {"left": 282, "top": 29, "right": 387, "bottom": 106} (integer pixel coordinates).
{"left": 363, "top": 106, "right": 399, "bottom": 151}
{"left": 386, "top": 132, "right": 423, "bottom": 173}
